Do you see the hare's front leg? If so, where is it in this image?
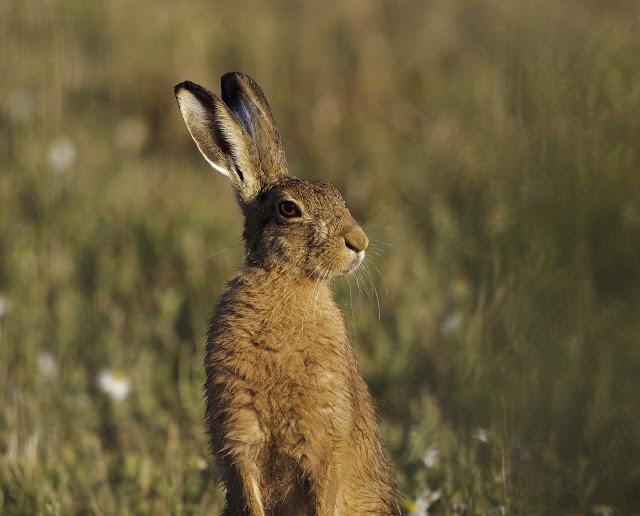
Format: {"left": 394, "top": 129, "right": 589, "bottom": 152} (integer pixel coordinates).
{"left": 312, "top": 457, "right": 342, "bottom": 516}
{"left": 217, "top": 404, "right": 266, "bottom": 515}
{"left": 237, "top": 461, "right": 265, "bottom": 516}
{"left": 222, "top": 459, "right": 265, "bottom": 516}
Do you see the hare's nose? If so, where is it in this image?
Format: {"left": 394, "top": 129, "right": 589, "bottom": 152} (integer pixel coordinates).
{"left": 344, "top": 226, "right": 369, "bottom": 253}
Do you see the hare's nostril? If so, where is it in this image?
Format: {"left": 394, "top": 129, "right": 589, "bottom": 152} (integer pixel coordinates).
{"left": 345, "top": 238, "right": 359, "bottom": 253}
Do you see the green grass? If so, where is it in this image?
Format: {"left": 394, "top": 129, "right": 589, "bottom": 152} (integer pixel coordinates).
{"left": 2, "top": 0, "right": 640, "bottom": 513}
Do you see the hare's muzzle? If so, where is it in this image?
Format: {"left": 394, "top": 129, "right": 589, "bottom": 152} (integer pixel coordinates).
{"left": 344, "top": 226, "right": 368, "bottom": 254}
{"left": 341, "top": 225, "right": 368, "bottom": 275}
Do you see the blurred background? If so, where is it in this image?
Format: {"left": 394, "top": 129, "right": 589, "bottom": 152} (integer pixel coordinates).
{"left": 1, "top": 0, "right": 639, "bottom": 514}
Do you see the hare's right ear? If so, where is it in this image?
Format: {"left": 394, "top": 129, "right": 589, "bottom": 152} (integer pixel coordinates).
{"left": 174, "top": 81, "right": 262, "bottom": 204}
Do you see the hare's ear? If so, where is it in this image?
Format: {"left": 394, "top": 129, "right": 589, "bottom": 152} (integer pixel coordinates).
{"left": 221, "top": 72, "right": 289, "bottom": 179}
{"left": 174, "top": 81, "right": 263, "bottom": 204}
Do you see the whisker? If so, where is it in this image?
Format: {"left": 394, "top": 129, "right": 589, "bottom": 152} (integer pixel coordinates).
{"left": 353, "top": 268, "right": 365, "bottom": 326}
{"left": 366, "top": 258, "right": 390, "bottom": 297}
{"left": 207, "top": 240, "right": 244, "bottom": 261}
{"left": 367, "top": 247, "right": 389, "bottom": 259}
{"left": 362, "top": 263, "right": 381, "bottom": 322}
{"left": 369, "top": 238, "right": 391, "bottom": 247}
{"left": 357, "top": 265, "right": 374, "bottom": 304}
{"left": 302, "top": 264, "right": 322, "bottom": 328}
{"left": 310, "top": 272, "right": 321, "bottom": 323}
{"left": 367, "top": 242, "right": 391, "bottom": 258}
{"left": 348, "top": 276, "right": 356, "bottom": 336}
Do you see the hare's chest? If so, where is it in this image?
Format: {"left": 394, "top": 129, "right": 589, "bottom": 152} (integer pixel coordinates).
{"left": 255, "top": 348, "right": 352, "bottom": 460}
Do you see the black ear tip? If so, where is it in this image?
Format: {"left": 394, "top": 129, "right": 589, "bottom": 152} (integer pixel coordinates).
{"left": 220, "top": 72, "right": 244, "bottom": 96}
{"left": 221, "top": 71, "right": 243, "bottom": 85}
{"left": 174, "top": 80, "right": 198, "bottom": 96}
{"left": 174, "top": 81, "right": 219, "bottom": 107}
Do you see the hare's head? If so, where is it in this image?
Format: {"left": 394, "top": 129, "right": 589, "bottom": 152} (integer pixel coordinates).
{"left": 175, "top": 72, "right": 368, "bottom": 281}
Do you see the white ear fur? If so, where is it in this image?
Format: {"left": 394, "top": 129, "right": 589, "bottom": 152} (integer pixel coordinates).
{"left": 176, "top": 89, "right": 231, "bottom": 179}
{"left": 175, "top": 80, "right": 263, "bottom": 204}
{"left": 175, "top": 86, "right": 232, "bottom": 179}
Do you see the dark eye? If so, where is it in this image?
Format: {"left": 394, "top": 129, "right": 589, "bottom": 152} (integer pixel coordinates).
{"left": 278, "top": 200, "right": 302, "bottom": 218}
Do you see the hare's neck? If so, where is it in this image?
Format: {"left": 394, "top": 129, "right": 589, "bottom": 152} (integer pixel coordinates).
{"left": 228, "top": 266, "right": 345, "bottom": 347}
{"left": 241, "top": 266, "right": 333, "bottom": 310}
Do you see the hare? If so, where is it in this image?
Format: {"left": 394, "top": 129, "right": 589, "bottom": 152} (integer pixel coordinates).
{"left": 174, "top": 72, "right": 399, "bottom": 516}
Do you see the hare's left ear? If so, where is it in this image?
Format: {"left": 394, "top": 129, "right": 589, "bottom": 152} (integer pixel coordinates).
{"left": 221, "top": 72, "right": 289, "bottom": 179}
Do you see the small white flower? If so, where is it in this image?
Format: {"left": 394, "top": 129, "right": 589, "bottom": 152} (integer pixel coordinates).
{"left": 422, "top": 445, "right": 439, "bottom": 469}
{"left": 97, "top": 369, "right": 131, "bottom": 401}
{"left": 0, "top": 295, "right": 11, "bottom": 318}
{"left": 48, "top": 136, "right": 76, "bottom": 172}
{"left": 440, "top": 312, "right": 463, "bottom": 336}
{"left": 36, "top": 351, "right": 57, "bottom": 378}
{"left": 409, "top": 487, "right": 442, "bottom": 515}
{"left": 471, "top": 427, "right": 491, "bottom": 444}
{"left": 408, "top": 498, "right": 427, "bottom": 516}
{"left": 592, "top": 505, "right": 614, "bottom": 516}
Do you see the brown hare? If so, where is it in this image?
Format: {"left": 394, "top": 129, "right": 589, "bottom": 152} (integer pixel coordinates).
{"left": 174, "top": 72, "right": 399, "bottom": 516}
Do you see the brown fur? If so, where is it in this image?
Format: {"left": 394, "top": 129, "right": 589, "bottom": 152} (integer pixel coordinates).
{"left": 175, "top": 72, "right": 399, "bottom": 515}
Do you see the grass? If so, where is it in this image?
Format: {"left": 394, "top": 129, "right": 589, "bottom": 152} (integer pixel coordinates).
{"left": 1, "top": 0, "right": 640, "bottom": 513}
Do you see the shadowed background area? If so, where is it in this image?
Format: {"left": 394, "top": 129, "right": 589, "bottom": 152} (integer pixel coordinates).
{"left": 1, "top": 0, "right": 639, "bottom": 514}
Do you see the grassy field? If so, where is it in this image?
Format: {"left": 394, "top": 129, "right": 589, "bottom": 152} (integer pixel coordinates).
{"left": 2, "top": 0, "right": 640, "bottom": 514}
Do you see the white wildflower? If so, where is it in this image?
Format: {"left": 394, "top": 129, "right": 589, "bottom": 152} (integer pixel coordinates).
{"left": 36, "top": 351, "right": 57, "bottom": 378}
{"left": 97, "top": 369, "right": 131, "bottom": 401}
{"left": 409, "top": 487, "right": 442, "bottom": 516}
{"left": 422, "top": 445, "right": 439, "bottom": 469}
{"left": 48, "top": 136, "right": 76, "bottom": 172}
{"left": 471, "top": 427, "right": 491, "bottom": 444}
{"left": 440, "top": 312, "right": 463, "bottom": 336}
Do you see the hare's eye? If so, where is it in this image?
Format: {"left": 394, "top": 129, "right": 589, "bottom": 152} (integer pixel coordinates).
{"left": 278, "top": 200, "right": 302, "bottom": 218}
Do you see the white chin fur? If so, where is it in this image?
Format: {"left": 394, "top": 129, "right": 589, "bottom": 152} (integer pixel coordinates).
{"left": 343, "top": 251, "right": 365, "bottom": 276}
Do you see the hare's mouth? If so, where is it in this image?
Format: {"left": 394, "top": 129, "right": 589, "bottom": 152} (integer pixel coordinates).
{"left": 341, "top": 251, "right": 365, "bottom": 276}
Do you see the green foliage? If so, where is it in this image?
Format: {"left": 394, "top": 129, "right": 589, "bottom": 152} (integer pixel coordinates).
{"left": 1, "top": 0, "right": 639, "bottom": 513}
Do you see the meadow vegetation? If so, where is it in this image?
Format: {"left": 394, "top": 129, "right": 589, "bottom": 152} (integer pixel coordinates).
{"left": 1, "top": 0, "right": 639, "bottom": 513}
